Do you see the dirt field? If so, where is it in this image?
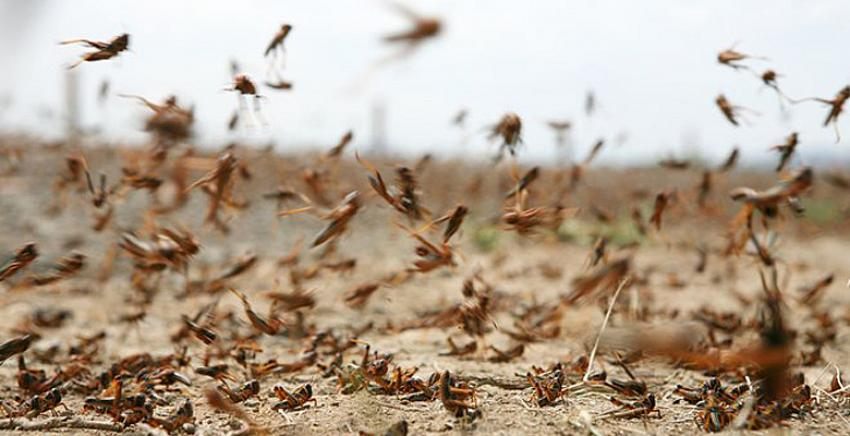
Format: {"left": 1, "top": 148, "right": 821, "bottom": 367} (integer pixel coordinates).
{"left": 1, "top": 139, "right": 850, "bottom": 435}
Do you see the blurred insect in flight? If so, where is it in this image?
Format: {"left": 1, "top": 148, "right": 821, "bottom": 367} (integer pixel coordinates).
{"left": 61, "top": 33, "right": 129, "bottom": 69}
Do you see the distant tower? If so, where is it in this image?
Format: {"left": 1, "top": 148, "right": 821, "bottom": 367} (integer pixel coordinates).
{"left": 64, "top": 68, "right": 81, "bottom": 141}
{"left": 370, "top": 100, "right": 387, "bottom": 155}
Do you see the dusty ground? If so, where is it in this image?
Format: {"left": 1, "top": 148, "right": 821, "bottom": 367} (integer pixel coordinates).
{"left": 1, "top": 139, "right": 850, "bottom": 435}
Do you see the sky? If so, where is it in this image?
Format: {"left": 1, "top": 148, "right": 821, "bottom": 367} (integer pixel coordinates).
{"left": 1, "top": 0, "right": 849, "bottom": 166}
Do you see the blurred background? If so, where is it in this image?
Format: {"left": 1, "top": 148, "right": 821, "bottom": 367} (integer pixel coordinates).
{"left": 1, "top": 0, "right": 849, "bottom": 166}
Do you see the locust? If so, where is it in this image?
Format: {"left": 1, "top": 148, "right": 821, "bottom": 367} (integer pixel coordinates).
{"left": 344, "top": 283, "right": 381, "bottom": 309}
{"left": 437, "top": 371, "right": 478, "bottom": 418}
{"left": 324, "top": 130, "right": 354, "bottom": 160}
{"left": 264, "top": 24, "right": 293, "bottom": 58}
{"left": 265, "top": 79, "right": 293, "bottom": 90}
{"left": 229, "top": 288, "right": 285, "bottom": 336}
{"left": 729, "top": 167, "right": 813, "bottom": 220}
{"left": 226, "top": 74, "right": 265, "bottom": 127}
{"left": 489, "top": 113, "right": 523, "bottom": 160}
{"left": 718, "top": 147, "right": 739, "bottom": 172}
{"left": 0, "top": 335, "right": 33, "bottom": 364}
{"left": 21, "top": 252, "right": 85, "bottom": 287}
{"left": 650, "top": 191, "right": 671, "bottom": 231}
{"left": 796, "top": 85, "right": 850, "bottom": 142}
{"left": 308, "top": 191, "right": 361, "bottom": 248}
{"left": 564, "top": 257, "right": 631, "bottom": 304}
{"left": 0, "top": 243, "right": 38, "bottom": 282}
{"left": 120, "top": 94, "right": 194, "bottom": 142}
{"left": 770, "top": 132, "right": 798, "bottom": 172}
{"left": 715, "top": 94, "right": 752, "bottom": 126}
{"left": 186, "top": 152, "right": 240, "bottom": 231}
{"left": 217, "top": 379, "right": 260, "bottom": 403}
{"left": 61, "top": 33, "right": 129, "bottom": 69}
{"left": 356, "top": 152, "right": 427, "bottom": 221}
{"left": 272, "top": 383, "right": 316, "bottom": 411}
{"left": 717, "top": 45, "right": 765, "bottom": 70}
{"left": 383, "top": 2, "right": 441, "bottom": 46}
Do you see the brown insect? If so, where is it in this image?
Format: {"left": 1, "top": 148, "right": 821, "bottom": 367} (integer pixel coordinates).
{"left": 148, "top": 399, "right": 194, "bottom": 432}
{"left": 264, "top": 24, "right": 293, "bottom": 58}
{"left": 206, "top": 253, "right": 258, "bottom": 292}
{"left": 324, "top": 130, "right": 354, "bottom": 160}
{"left": 602, "top": 394, "right": 661, "bottom": 419}
{"left": 398, "top": 221, "right": 457, "bottom": 274}
{"left": 264, "top": 79, "right": 294, "bottom": 91}
{"left": 344, "top": 282, "right": 381, "bottom": 309}
{"left": 265, "top": 287, "right": 316, "bottom": 312}
{"left": 564, "top": 257, "right": 630, "bottom": 304}
{"left": 503, "top": 184, "right": 573, "bottom": 236}
{"left": 587, "top": 237, "right": 608, "bottom": 268}
{"left": 433, "top": 205, "right": 468, "bottom": 244}
{"left": 717, "top": 45, "right": 764, "bottom": 70}
{"left": 229, "top": 74, "right": 258, "bottom": 96}
{"left": 799, "top": 85, "right": 850, "bottom": 142}
{"left": 195, "top": 364, "right": 235, "bottom": 382}
{"left": 21, "top": 252, "right": 86, "bottom": 287}
{"left": 120, "top": 226, "right": 200, "bottom": 273}
{"left": 30, "top": 308, "right": 72, "bottom": 329}
{"left": 227, "top": 74, "right": 265, "bottom": 126}
{"left": 186, "top": 152, "right": 239, "bottom": 231}
{"left": 757, "top": 69, "right": 792, "bottom": 104}
{"left": 695, "top": 392, "right": 735, "bottom": 432}
{"left": 798, "top": 274, "right": 834, "bottom": 306}
{"left": 0, "top": 334, "right": 33, "bottom": 364}
{"left": 310, "top": 191, "right": 361, "bottom": 248}
{"left": 658, "top": 156, "right": 690, "bottom": 170}
{"left": 489, "top": 113, "right": 523, "bottom": 160}
{"left": 272, "top": 383, "right": 316, "bottom": 411}
{"left": 227, "top": 110, "right": 240, "bottom": 131}
{"left": 384, "top": 3, "right": 441, "bottom": 45}
{"left": 715, "top": 94, "right": 751, "bottom": 126}
{"left": 204, "top": 388, "right": 264, "bottom": 435}
{"left": 527, "top": 365, "right": 565, "bottom": 406}
{"left": 505, "top": 166, "right": 540, "bottom": 199}
{"left": 121, "top": 94, "right": 194, "bottom": 142}
{"left": 568, "top": 138, "right": 605, "bottom": 191}
{"left": 230, "top": 288, "right": 285, "bottom": 335}
{"left": 118, "top": 307, "right": 148, "bottom": 326}
{"left": 650, "top": 191, "right": 670, "bottom": 231}
{"left": 61, "top": 33, "right": 129, "bottom": 69}
{"left": 730, "top": 167, "right": 813, "bottom": 219}
{"left": 19, "top": 387, "right": 66, "bottom": 418}
{"left": 717, "top": 147, "right": 739, "bottom": 172}
{"left": 604, "top": 356, "right": 647, "bottom": 397}
{"left": 356, "top": 153, "right": 427, "bottom": 221}
{"left": 217, "top": 379, "right": 260, "bottom": 403}
{"left": 437, "top": 371, "right": 478, "bottom": 418}
{"left": 0, "top": 243, "right": 38, "bottom": 282}
{"left": 179, "top": 308, "right": 218, "bottom": 345}
{"left": 487, "top": 344, "right": 524, "bottom": 363}
{"left": 770, "top": 132, "right": 798, "bottom": 172}
{"left": 440, "top": 337, "right": 477, "bottom": 357}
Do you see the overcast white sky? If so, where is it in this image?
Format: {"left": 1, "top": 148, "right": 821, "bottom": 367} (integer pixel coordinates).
{"left": 1, "top": 0, "right": 849, "bottom": 165}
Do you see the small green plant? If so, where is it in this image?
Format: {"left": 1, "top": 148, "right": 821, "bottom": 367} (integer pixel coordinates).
{"left": 473, "top": 225, "right": 500, "bottom": 252}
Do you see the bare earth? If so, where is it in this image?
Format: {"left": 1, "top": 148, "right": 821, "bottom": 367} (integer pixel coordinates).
{"left": 1, "top": 140, "right": 849, "bottom": 435}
